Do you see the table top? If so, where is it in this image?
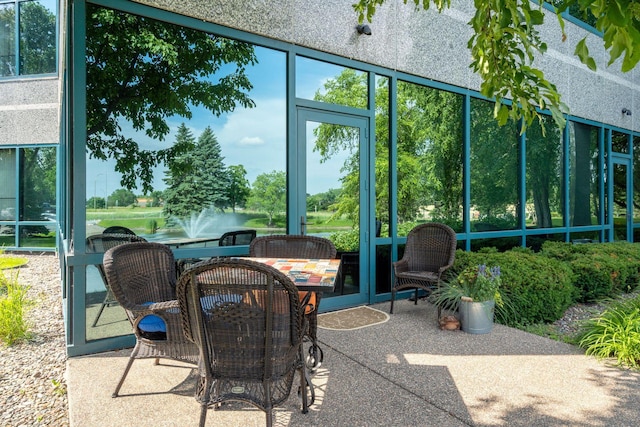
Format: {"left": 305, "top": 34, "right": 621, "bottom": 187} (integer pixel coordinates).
{"left": 237, "top": 257, "right": 340, "bottom": 292}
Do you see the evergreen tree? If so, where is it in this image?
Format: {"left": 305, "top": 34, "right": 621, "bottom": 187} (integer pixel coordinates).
{"left": 163, "top": 125, "right": 230, "bottom": 221}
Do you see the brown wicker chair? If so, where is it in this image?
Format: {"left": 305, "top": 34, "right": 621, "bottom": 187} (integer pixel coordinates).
{"left": 176, "top": 258, "right": 311, "bottom": 427}
{"left": 103, "top": 242, "right": 199, "bottom": 398}
{"left": 86, "top": 232, "right": 148, "bottom": 327}
{"left": 218, "top": 229, "right": 257, "bottom": 246}
{"left": 249, "top": 235, "right": 337, "bottom": 371}
{"left": 389, "top": 223, "right": 457, "bottom": 317}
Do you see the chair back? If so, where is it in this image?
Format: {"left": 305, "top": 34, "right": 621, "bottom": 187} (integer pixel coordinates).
{"left": 402, "top": 223, "right": 457, "bottom": 272}
{"left": 103, "top": 242, "right": 178, "bottom": 311}
{"left": 218, "top": 229, "right": 257, "bottom": 246}
{"left": 176, "top": 258, "right": 304, "bottom": 406}
{"left": 249, "top": 235, "right": 337, "bottom": 259}
{"left": 103, "top": 225, "right": 136, "bottom": 235}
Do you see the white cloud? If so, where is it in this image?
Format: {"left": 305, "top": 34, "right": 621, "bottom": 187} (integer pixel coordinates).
{"left": 238, "top": 136, "right": 264, "bottom": 146}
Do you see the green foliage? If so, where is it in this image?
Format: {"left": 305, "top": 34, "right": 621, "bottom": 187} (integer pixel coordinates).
{"left": 146, "top": 219, "right": 158, "bottom": 234}
{"left": 449, "top": 249, "right": 576, "bottom": 325}
{"left": 86, "top": 5, "right": 257, "bottom": 193}
{"left": 329, "top": 229, "right": 360, "bottom": 252}
{"left": 108, "top": 189, "right": 137, "bottom": 208}
{"left": 0, "top": 271, "right": 32, "bottom": 346}
{"left": 354, "top": 0, "right": 640, "bottom": 134}
{"left": 578, "top": 296, "right": 640, "bottom": 370}
{"left": 246, "top": 171, "right": 286, "bottom": 227}
{"left": 163, "top": 125, "right": 231, "bottom": 220}
{"left": 0, "top": 257, "right": 29, "bottom": 271}
{"left": 541, "top": 241, "right": 640, "bottom": 302}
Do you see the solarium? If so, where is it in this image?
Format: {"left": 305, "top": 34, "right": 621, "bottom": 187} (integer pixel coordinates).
{"left": 60, "top": 0, "right": 640, "bottom": 356}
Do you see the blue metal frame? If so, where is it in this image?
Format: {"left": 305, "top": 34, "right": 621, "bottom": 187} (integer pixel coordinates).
{"left": 62, "top": 0, "right": 640, "bottom": 356}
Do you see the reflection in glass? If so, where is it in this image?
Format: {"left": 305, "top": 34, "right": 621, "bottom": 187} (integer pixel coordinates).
{"left": 0, "top": 149, "right": 16, "bottom": 221}
{"left": 525, "top": 115, "right": 563, "bottom": 228}
{"left": 568, "top": 122, "right": 600, "bottom": 226}
{"left": 85, "top": 265, "right": 130, "bottom": 342}
{"left": 470, "top": 98, "right": 519, "bottom": 231}
{"left": 85, "top": 5, "right": 286, "bottom": 248}
{"left": 613, "top": 162, "right": 628, "bottom": 241}
{"left": 395, "top": 80, "right": 464, "bottom": 235}
{"left": 296, "top": 56, "right": 367, "bottom": 108}
{"left": 611, "top": 131, "right": 629, "bottom": 154}
{"left": 0, "top": 3, "right": 16, "bottom": 76}
{"left": 634, "top": 136, "right": 640, "bottom": 224}
{"left": 375, "top": 75, "right": 390, "bottom": 238}
{"left": 19, "top": 0, "right": 57, "bottom": 75}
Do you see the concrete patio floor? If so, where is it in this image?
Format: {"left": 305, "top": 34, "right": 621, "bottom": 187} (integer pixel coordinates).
{"left": 66, "top": 300, "right": 640, "bottom": 426}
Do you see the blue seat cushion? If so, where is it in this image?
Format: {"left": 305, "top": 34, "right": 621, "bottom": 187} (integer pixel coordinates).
{"left": 138, "top": 302, "right": 166, "bottom": 333}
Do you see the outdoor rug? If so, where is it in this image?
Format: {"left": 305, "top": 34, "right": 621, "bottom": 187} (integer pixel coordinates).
{"left": 318, "top": 306, "right": 390, "bottom": 330}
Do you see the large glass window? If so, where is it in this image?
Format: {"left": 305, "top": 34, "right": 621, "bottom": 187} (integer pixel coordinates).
{"left": 0, "top": 146, "right": 56, "bottom": 248}
{"left": 568, "top": 121, "right": 601, "bottom": 226}
{"left": 0, "top": 0, "right": 56, "bottom": 77}
{"left": 525, "top": 115, "right": 563, "bottom": 228}
{"left": 470, "top": 98, "right": 519, "bottom": 232}
{"left": 84, "top": 6, "right": 287, "bottom": 341}
{"left": 295, "top": 56, "right": 367, "bottom": 108}
{"left": 85, "top": 5, "right": 286, "bottom": 245}
{"left": 395, "top": 80, "right": 464, "bottom": 235}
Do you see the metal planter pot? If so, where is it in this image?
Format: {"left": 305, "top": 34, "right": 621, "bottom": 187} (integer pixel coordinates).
{"left": 459, "top": 299, "right": 495, "bottom": 334}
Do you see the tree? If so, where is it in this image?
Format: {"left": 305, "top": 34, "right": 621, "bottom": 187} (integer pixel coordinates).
{"left": 247, "top": 171, "right": 286, "bottom": 227}
{"left": 108, "top": 189, "right": 137, "bottom": 207}
{"left": 353, "top": 0, "right": 640, "bottom": 133}
{"left": 85, "top": 5, "right": 257, "bottom": 194}
{"left": 225, "top": 165, "right": 251, "bottom": 213}
{"left": 163, "top": 125, "right": 230, "bottom": 220}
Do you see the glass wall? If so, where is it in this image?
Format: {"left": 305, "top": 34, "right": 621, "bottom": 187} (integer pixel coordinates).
{"left": 568, "top": 121, "right": 601, "bottom": 226}
{"left": 84, "top": 4, "right": 286, "bottom": 247}
{"left": 525, "top": 115, "right": 563, "bottom": 229}
{"left": 395, "top": 80, "right": 464, "bottom": 236}
{"left": 0, "top": 0, "right": 57, "bottom": 77}
{"left": 470, "top": 98, "right": 520, "bottom": 232}
{"left": 0, "top": 146, "right": 56, "bottom": 248}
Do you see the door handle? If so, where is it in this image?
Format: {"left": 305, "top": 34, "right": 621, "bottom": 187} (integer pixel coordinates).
{"left": 300, "top": 216, "right": 306, "bottom": 235}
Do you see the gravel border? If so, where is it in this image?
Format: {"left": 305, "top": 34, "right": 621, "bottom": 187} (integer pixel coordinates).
{"left": 1, "top": 253, "right": 68, "bottom": 427}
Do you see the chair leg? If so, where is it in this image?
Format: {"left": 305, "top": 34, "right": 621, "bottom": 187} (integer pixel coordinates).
{"left": 112, "top": 355, "right": 135, "bottom": 397}
{"left": 389, "top": 289, "right": 395, "bottom": 314}
{"left": 414, "top": 289, "right": 419, "bottom": 305}
{"left": 91, "top": 296, "right": 109, "bottom": 327}
{"left": 199, "top": 402, "right": 208, "bottom": 427}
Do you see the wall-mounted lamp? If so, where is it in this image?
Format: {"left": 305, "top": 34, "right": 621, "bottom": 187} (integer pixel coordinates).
{"left": 356, "top": 24, "right": 372, "bottom": 36}
{"left": 622, "top": 108, "right": 632, "bottom": 116}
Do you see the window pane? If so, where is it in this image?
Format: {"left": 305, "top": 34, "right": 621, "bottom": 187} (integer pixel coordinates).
{"left": 525, "top": 115, "right": 563, "bottom": 228}
{"left": 375, "top": 75, "right": 389, "bottom": 238}
{"left": 20, "top": 147, "right": 56, "bottom": 221}
{"left": 396, "top": 80, "right": 464, "bottom": 235}
{"left": 470, "top": 98, "right": 519, "bottom": 231}
{"left": 634, "top": 136, "right": 640, "bottom": 224}
{"left": 568, "top": 121, "right": 600, "bottom": 226}
{"left": 85, "top": 5, "right": 286, "bottom": 251}
{"left": 296, "top": 56, "right": 367, "bottom": 108}
{"left": 0, "top": 148, "right": 16, "bottom": 220}
{"left": 0, "top": 3, "right": 16, "bottom": 76}
{"left": 612, "top": 131, "right": 629, "bottom": 154}
{"left": 19, "top": 0, "right": 56, "bottom": 75}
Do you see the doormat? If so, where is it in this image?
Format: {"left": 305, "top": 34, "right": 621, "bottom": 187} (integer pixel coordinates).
{"left": 318, "top": 306, "right": 390, "bottom": 330}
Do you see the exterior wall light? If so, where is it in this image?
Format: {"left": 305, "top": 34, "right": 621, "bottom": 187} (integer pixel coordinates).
{"left": 622, "top": 108, "right": 632, "bottom": 116}
{"left": 356, "top": 24, "right": 372, "bottom": 35}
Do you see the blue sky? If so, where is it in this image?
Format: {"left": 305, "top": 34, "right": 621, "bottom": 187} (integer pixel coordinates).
{"left": 86, "top": 46, "right": 352, "bottom": 198}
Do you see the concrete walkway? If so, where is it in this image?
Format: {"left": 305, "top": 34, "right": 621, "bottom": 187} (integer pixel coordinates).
{"left": 67, "top": 300, "right": 640, "bottom": 426}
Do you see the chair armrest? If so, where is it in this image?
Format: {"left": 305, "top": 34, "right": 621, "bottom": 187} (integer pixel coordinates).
{"left": 129, "top": 300, "right": 179, "bottom": 316}
{"left": 393, "top": 259, "right": 409, "bottom": 274}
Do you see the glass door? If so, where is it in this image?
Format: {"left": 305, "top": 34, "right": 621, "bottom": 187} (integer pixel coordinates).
{"left": 295, "top": 108, "right": 369, "bottom": 310}
{"left": 611, "top": 157, "right": 632, "bottom": 241}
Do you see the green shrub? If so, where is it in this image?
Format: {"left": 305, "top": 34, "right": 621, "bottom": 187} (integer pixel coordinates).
{"left": 0, "top": 271, "right": 32, "bottom": 346}
{"left": 329, "top": 229, "right": 359, "bottom": 252}
{"left": 448, "top": 248, "right": 576, "bottom": 325}
{"left": 541, "top": 241, "right": 640, "bottom": 302}
{"left": 578, "top": 296, "right": 640, "bottom": 370}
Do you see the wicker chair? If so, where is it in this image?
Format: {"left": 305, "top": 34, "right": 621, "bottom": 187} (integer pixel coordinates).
{"left": 389, "top": 223, "right": 457, "bottom": 317}
{"left": 86, "top": 232, "right": 148, "bottom": 327}
{"left": 218, "top": 229, "right": 257, "bottom": 246}
{"left": 103, "top": 225, "right": 136, "bottom": 235}
{"left": 249, "top": 235, "right": 337, "bottom": 370}
{"left": 103, "top": 242, "right": 199, "bottom": 398}
{"left": 177, "top": 258, "right": 311, "bottom": 427}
